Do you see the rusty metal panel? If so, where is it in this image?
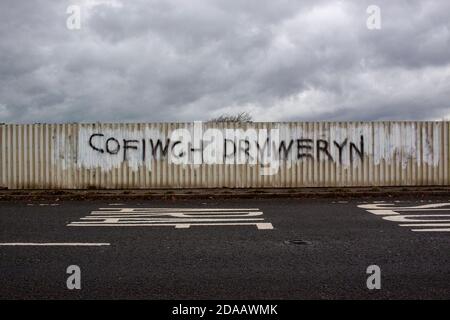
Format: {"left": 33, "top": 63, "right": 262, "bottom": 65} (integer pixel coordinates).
{"left": 0, "top": 122, "right": 449, "bottom": 189}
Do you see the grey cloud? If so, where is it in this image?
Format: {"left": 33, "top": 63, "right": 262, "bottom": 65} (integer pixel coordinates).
{"left": 0, "top": 0, "right": 449, "bottom": 123}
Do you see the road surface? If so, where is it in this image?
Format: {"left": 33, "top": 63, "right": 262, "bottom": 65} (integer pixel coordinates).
{"left": 1, "top": 197, "right": 450, "bottom": 299}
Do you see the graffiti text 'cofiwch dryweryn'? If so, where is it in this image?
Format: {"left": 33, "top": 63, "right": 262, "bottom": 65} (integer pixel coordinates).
{"left": 84, "top": 123, "right": 364, "bottom": 175}
{"left": 88, "top": 134, "right": 364, "bottom": 163}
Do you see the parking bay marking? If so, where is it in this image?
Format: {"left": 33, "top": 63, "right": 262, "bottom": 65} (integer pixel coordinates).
{"left": 68, "top": 208, "right": 274, "bottom": 230}
{"left": 358, "top": 203, "right": 450, "bottom": 232}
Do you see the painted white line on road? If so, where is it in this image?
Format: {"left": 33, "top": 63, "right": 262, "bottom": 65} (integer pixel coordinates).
{"left": 68, "top": 223, "right": 274, "bottom": 229}
{"left": 359, "top": 203, "right": 450, "bottom": 233}
{"left": 0, "top": 243, "right": 110, "bottom": 246}
{"left": 68, "top": 208, "right": 274, "bottom": 230}
{"left": 85, "top": 212, "right": 263, "bottom": 218}
{"left": 97, "top": 208, "right": 260, "bottom": 212}
{"left": 256, "top": 223, "right": 274, "bottom": 230}
{"left": 412, "top": 228, "right": 450, "bottom": 232}
{"left": 77, "top": 218, "right": 265, "bottom": 223}
{"left": 90, "top": 212, "right": 263, "bottom": 216}
{"left": 359, "top": 203, "right": 450, "bottom": 210}
{"left": 400, "top": 223, "right": 450, "bottom": 227}
{"left": 383, "top": 214, "right": 450, "bottom": 222}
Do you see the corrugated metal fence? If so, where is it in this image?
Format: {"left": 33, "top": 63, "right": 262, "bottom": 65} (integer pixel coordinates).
{"left": 0, "top": 122, "right": 448, "bottom": 189}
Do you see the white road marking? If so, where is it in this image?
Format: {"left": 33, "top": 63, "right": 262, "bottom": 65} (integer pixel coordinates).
{"left": 74, "top": 218, "right": 265, "bottom": 223}
{"left": 383, "top": 214, "right": 450, "bottom": 222}
{"left": 96, "top": 208, "right": 261, "bottom": 211}
{"left": 68, "top": 208, "right": 273, "bottom": 230}
{"left": 87, "top": 211, "right": 263, "bottom": 217}
{"left": 359, "top": 203, "right": 450, "bottom": 210}
{"left": 358, "top": 203, "right": 450, "bottom": 233}
{"left": 68, "top": 222, "right": 273, "bottom": 229}
{"left": 0, "top": 243, "right": 110, "bottom": 246}
{"left": 411, "top": 228, "right": 450, "bottom": 232}
{"left": 400, "top": 223, "right": 450, "bottom": 227}
{"left": 256, "top": 223, "right": 274, "bottom": 230}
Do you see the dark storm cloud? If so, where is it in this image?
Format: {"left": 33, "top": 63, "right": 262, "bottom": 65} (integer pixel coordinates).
{"left": 0, "top": 0, "right": 449, "bottom": 123}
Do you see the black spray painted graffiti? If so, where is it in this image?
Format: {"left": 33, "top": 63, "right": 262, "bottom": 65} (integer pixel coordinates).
{"left": 88, "top": 133, "right": 364, "bottom": 164}
{"left": 89, "top": 134, "right": 183, "bottom": 162}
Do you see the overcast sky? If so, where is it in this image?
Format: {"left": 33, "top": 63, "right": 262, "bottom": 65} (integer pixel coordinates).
{"left": 0, "top": 0, "right": 449, "bottom": 123}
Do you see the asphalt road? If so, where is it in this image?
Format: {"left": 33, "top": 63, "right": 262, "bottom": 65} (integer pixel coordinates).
{"left": 1, "top": 197, "right": 450, "bottom": 299}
